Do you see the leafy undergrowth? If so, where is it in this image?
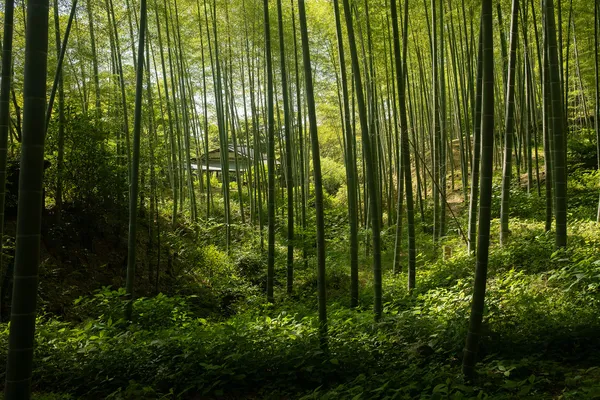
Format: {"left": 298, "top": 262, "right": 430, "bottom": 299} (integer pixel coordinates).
{"left": 0, "top": 217, "right": 599, "bottom": 399}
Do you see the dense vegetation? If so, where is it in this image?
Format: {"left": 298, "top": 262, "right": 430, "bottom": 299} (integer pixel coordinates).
{"left": 0, "top": 0, "right": 599, "bottom": 398}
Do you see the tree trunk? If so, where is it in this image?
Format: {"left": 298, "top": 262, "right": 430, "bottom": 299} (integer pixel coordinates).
{"left": 467, "top": 21, "right": 483, "bottom": 255}
{"left": 4, "top": 0, "right": 50, "bottom": 396}
{"left": 462, "top": 0, "right": 494, "bottom": 380}
{"left": 342, "top": 0, "right": 383, "bottom": 319}
{"left": 544, "top": 0, "right": 567, "bottom": 248}
{"left": 264, "top": 0, "right": 276, "bottom": 304}
{"left": 86, "top": 0, "right": 101, "bottom": 119}
{"left": 0, "top": 0, "right": 15, "bottom": 321}
{"left": 298, "top": 0, "right": 327, "bottom": 350}
{"left": 332, "top": 0, "right": 359, "bottom": 307}
{"left": 125, "top": 0, "right": 147, "bottom": 321}
{"left": 499, "top": 0, "right": 519, "bottom": 245}
{"left": 391, "top": 0, "right": 416, "bottom": 290}
{"left": 277, "top": 0, "right": 295, "bottom": 295}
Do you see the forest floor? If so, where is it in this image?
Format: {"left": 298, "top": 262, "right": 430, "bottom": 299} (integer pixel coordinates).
{"left": 0, "top": 204, "right": 178, "bottom": 321}
{"left": 0, "top": 167, "right": 599, "bottom": 399}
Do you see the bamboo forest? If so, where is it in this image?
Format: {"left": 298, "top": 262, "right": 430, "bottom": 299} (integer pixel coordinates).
{"left": 1, "top": 0, "right": 600, "bottom": 398}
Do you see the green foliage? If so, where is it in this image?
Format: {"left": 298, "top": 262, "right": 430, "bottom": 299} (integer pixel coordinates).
{"left": 235, "top": 250, "right": 267, "bottom": 285}
{"left": 317, "top": 157, "right": 346, "bottom": 195}
{"left": 567, "top": 133, "right": 598, "bottom": 170}
{"left": 491, "top": 180, "right": 546, "bottom": 220}
{"left": 72, "top": 287, "right": 196, "bottom": 329}
{"left": 46, "top": 112, "right": 127, "bottom": 211}
{"left": 299, "top": 185, "right": 350, "bottom": 256}
{"left": 560, "top": 367, "right": 600, "bottom": 398}
{"left": 6, "top": 115, "right": 600, "bottom": 399}
{"left": 209, "top": 174, "right": 221, "bottom": 189}
{"left": 4, "top": 0, "right": 600, "bottom": 397}
{"left": 8, "top": 213, "right": 599, "bottom": 399}
{"left": 567, "top": 169, "right": 600, "bottom": 219}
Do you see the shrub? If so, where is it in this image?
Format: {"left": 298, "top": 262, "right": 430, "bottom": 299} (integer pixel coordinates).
{"left": 71, "top": 287, "right": 196, "bottom": 329}
{"left": 315, "top": 157, "right": 346, "bottom": 196}
{"left": 45, "top": 112, "right": 128, "bottom": 212}
{"left": 567, "top": 134, "right": 597, "bottom": 170}
{"left": 235, "top": 250, "right": 266, "bottom": 285}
